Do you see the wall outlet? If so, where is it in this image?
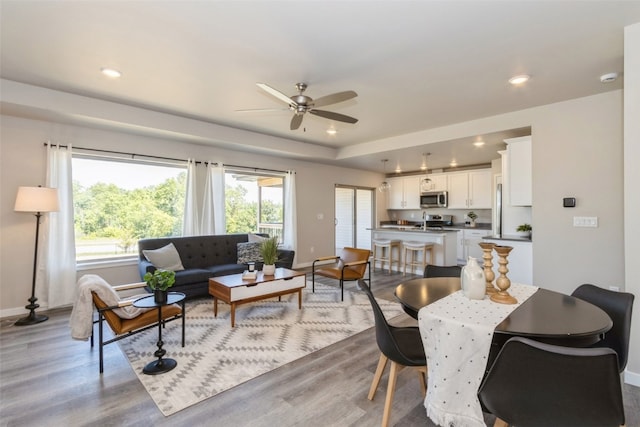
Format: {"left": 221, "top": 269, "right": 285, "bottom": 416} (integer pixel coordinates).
{"left": 310, "top": 246, "right": 314, "bottom": 253}
{"left": 316, "top": 213, "right": 324, "bottom": 220}
{"left": 609, "top": 286, "right": 620, "bottom": 292}
{"left": 573, "top": 216, "right": 598, "bottom": 227}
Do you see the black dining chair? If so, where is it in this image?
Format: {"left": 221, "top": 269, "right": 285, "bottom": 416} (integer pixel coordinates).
{"left": 571, "top": 283, "right": 634, "bottom": 372}
{"left": 423, "top": 264, "right": 461, "bottom": 278}
{"left": 358, "top": 279, "right": 427, "bottom": 427}
{"left": 478, "top": 336, "right": 625, "bottom": 427}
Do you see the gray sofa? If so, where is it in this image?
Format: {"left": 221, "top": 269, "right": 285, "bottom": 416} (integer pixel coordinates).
{"left": 137, "top": 234, "right": 295, "bottom": 299}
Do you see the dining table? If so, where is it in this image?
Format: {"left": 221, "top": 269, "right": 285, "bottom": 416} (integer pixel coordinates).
{"left": 395, "top": 277, "right": 612, "bottom": 347}
{"left": 394, "top": 277, "right": 613, "bottom": 427}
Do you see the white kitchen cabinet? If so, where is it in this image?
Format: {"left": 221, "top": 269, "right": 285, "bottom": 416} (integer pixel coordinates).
{"left": 387, "top": 176, "right": 421, "bottom": 209}
{"left": 457, "top": 229, "right": 492, "bottom": 263}
{"left": 447, "top": 169, "right": 492, "bottom": 209}
{"left": 420, "top": 173, "right": 448, "bottom": 192}
{"left": 505, "top": 136, "right": 532, "bottom": 206}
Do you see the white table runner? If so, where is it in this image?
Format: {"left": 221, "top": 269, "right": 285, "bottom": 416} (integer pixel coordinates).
{"left": 418, "top": 283, "right": 538, "bottom": 427}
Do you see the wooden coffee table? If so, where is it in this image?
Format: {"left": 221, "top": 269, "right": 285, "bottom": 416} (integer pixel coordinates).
{"left": 208, "top": 267, "right": 306, "bottom": 327}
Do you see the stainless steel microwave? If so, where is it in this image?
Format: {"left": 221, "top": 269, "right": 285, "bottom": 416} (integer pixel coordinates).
{"left": 420, "top": 191, "right": 448, "bottom": 208}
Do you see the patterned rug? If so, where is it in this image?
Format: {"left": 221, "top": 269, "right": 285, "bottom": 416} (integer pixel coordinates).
{"left": 118, "top": 282, "right": 403, "bottom": 416}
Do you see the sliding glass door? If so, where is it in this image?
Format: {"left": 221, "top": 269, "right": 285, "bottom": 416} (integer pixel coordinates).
{"left": 334, "top": 186, "right": 373, "bottom": 254}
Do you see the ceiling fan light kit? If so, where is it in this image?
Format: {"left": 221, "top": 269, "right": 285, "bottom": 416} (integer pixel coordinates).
{"left": 255, "top": 82, "right": 358, "bottom": 130}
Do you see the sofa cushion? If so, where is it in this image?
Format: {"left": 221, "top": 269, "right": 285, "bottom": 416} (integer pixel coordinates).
{"left": 207, "top": 264, "right": 246, "bottom": 276}
{"left": 237, "top": 242, "right": 264, "bottom": 264}
{"left": 142, "top": 243, "right": 185, "bottom": 271}
{"left": 173, "top": 268, "right": 212, "bottom": 286}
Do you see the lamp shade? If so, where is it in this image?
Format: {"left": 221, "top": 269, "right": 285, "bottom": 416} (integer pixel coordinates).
{"left": 14, "top": 186, "right": 60, "bottom": 213}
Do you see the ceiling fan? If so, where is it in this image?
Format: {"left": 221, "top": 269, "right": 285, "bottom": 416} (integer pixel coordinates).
{"left": 254, "top": 82, "right": 358, "bottom": 130}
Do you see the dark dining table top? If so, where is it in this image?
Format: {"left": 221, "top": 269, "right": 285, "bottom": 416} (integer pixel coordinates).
{"left": 394, "top": 277, "right": 613, "bottom": 347}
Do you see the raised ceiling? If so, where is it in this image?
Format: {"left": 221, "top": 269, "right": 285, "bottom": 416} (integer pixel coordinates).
{"left": 1, "top": 1, "right": 639, "bottom": 172}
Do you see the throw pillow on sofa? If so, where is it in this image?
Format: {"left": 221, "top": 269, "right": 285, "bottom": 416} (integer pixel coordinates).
{"left": 142, "top": 243, "right": 185, "bottom": 271}
{"left": 237, "top": 242, "right": 263, "bottom": 264}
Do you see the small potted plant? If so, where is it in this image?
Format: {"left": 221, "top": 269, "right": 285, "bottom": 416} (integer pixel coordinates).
{"left": 260, "top": 236, "right": 279, "bottom": 276}
{"left": 516, "top": 223, "right": 532, "bottom": 238}
{"left": 144, "top": 269, "right": 176, "bottom": 303}
{"left": 467, "top": 211, "right": 478, "bottom": 227}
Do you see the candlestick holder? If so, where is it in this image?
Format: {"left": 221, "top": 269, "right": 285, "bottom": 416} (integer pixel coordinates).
{"left": 478, "top": 242, "right": 497, "bottom": 295}
{"left": 490, "top": 245, "right": 517, "bottom": 304}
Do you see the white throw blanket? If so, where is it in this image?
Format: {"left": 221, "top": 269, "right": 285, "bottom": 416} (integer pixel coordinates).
{"left": 69, "top": 274, "right": 151, "bottom": 341}
{"left": 418, "top": 283, "right": 538, "bottom": 427}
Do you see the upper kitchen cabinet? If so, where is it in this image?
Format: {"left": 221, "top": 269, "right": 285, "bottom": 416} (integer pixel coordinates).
{"left": 505, "top": 136, "right": 532, "bottom": 206}
{"left": 387, "top": 175, "right": 421, "bottom": 209}
{"left": 447, "top": 169, "right": 492, "bottom": 209}
{"left": 419, "top": 173, "right": 448, "bottom": 192}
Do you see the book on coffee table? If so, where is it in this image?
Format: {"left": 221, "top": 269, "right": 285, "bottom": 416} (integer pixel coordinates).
{"left": 241, "top": 270, "right": 257, "bottom": 280}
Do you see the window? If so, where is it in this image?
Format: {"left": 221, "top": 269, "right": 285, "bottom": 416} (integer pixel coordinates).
{"left": 72, "top": 156, "right": 187, "bottom": 261}
{"left": 224, "top": 171, "right": 284, "bottom": 241}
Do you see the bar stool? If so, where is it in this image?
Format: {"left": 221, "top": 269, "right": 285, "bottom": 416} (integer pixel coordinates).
{"left": 403, "top": 241, "right": 434, "bottom": 276}
{"left": 372, "top": 239, "right": 401, "bottom": 274}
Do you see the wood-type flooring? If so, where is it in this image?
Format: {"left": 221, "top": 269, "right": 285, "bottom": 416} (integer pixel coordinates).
{"left": 1, "top": 269, "right": 638, "bottom": 426}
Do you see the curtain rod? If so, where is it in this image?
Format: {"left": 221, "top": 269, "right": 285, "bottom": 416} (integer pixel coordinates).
{"left": 43, "top": 143, "right": 294, "bottom": 174}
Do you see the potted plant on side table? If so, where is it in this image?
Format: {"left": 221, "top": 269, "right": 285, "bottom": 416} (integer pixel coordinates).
{"left": 144, "top": 269, "right": 176, "bottom": 304}
{"left": 260, "top": 236, "right": 280, "bottom": 276}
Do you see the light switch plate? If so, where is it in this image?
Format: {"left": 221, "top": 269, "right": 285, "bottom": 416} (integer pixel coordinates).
{"left": 573, "top": 216, "right": 598, "bottom": 227}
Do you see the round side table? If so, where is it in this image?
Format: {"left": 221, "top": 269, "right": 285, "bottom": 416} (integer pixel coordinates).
{"left": 133, "top": 292, "right": 185, "bottom": 375}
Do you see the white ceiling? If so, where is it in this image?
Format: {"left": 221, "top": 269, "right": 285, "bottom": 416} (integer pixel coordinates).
{"left": 1, "top": 1, "right": 639, "bottom": 173}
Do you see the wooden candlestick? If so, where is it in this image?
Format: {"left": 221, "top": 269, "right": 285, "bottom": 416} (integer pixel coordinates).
{"left": 478, "top": 242, "right": 497, "bottom": 295}
{"left": 490, "top": 245, "right": 517, "bottom": 304}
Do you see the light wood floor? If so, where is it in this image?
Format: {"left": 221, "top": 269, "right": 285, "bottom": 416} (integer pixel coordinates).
{"left": 1, "top": 269, "right": 639, "bottom": 427}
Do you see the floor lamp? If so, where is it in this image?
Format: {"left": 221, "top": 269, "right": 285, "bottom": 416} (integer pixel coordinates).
{"left": 14, "top": 186, "right": 59, "bottom": 326}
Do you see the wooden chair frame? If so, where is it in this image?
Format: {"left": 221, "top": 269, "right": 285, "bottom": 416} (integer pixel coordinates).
{"left": 311, "top": 249, "right": 371, "bottom": 301}
{"left": 90, "top": 282, "right": 185, "bottom": 373}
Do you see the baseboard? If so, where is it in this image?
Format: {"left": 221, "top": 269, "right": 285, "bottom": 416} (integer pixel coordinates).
{"left": 0, "top": 305, "right": 47, "bottom": 320}
{"left": 624, "top": 368, "right": 640, "bottom": 387}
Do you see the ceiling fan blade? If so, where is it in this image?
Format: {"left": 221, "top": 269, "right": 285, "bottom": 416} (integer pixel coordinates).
{"left": 312, "top": 91, "right": 358, "bottom": 108}
{"left": 309, "top": 109, "right": 358, "bottom": 124}
{"left": 290, "top": 114, "right": 304, "bottom": 130}
{"left": 256, "top": 83, "right": 296, "bottom": 106}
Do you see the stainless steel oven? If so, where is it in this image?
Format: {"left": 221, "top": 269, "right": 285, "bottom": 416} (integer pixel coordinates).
{"left": 420, "top": 191, "right": 448, "bottom": 208}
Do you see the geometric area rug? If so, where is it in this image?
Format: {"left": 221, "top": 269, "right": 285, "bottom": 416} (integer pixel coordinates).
{"left": 118, "top": 282, "right": 404, "bottom": 416}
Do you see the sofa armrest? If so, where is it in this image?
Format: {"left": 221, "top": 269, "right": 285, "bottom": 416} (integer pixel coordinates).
{"left": 276, "top": 249, "right": 295, "bottom": 269}
{"left": 138, "top": 259, "right": 156, "bottom": 280}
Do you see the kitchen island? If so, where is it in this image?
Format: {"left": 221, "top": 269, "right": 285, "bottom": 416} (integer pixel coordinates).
{"left": 371, "top": 228, "right": 458, "bottom": 274}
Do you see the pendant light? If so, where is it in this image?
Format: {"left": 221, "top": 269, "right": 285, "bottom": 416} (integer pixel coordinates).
{"left": 420, "top": 153, "right": 433, "bottom": 192}
{"left": 378, "top": 159, "right": 391, "bottom": 192}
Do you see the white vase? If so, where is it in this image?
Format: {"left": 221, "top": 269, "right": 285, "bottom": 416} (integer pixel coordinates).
{"left": 461, "top": 256, "right": 486, "bottom": 300}
{"left": 263, "top": 264, "right": 276, "bottom": 275}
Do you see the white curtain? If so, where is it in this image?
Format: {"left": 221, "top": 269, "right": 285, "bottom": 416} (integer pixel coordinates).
{"left": 182, "top": 159, "right": 199, "bottom": 236}
{"left": 42, "top": 144, "right": 77, "bottom": 308}
{"left": 283, "top": 170, "right": 297, "bottom": 259}
{"left": 201, "top": 162, "right": 226, "bottom": 234}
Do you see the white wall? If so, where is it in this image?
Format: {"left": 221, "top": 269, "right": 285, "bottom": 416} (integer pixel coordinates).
{"left": 623, "top": 22, "right": 640, "bottom": 386}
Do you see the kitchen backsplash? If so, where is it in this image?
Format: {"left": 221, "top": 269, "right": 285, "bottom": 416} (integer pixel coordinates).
{"left": 387, "top": 208, "right": 492, "bottom": 225}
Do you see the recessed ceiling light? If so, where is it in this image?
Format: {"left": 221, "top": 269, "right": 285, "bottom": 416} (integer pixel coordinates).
{"left": 473, "top": 140, "right": 485, "bottom": 147}
{"left": 101, "top": 67, "right": 122, "bottom": 78}
{"left": 509, "top": 74, "right": 530, "bottom": 85}
{"left": 326, "top": 128, "right": 337, "bottom": 135}
{"left": 449, "top": 160, "right": 458, "bottom": 167}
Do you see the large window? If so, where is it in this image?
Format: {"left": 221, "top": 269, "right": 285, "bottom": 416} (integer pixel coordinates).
{"left": 72, "top": 156, "right": 187, "bottom": 261}
{"left": 224, "top": 171, "right": 284, "bottom": 241}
